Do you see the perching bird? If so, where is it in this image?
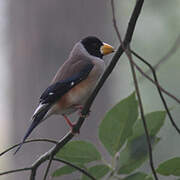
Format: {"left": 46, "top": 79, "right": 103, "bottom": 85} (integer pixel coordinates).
{"left": 14, "top": 36, "right": 114, "bottom": 154}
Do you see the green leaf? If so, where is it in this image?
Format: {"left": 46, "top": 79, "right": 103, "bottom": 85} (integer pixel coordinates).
{"left": 132, "top": 111, "right": 166, "bottom": 138}
{"left": 52, "top": 163, "right": 85, "bottom": 177}
{"left": 123, "top": 172, "right": 153, "bottom": 180}
{"left": 118, "top": 111, "right": 166, "bottom": 174}
{"left": 56, "top": 141, "right": 101, "bottom": 164}
{"left": 81, "top": 164, "right": 110, "bottom": 180}
{"left": 52, "top": 165, "right": 77, "bottom": 177}
{"left": 99, "top": 92, "right": 138, "bottom": 156}
{"left": 156, "top": 157, "right": 180, "bottom": 176}
{"left": 118, "top": 136, "right": 160, "bottom": 174}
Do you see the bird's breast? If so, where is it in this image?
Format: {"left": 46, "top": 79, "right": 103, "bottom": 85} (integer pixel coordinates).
{"left": 52, "top": 60, "right": 105, "bottom": 115}
{"left": 64, "top": 78, "right": 95, "bottom": 106}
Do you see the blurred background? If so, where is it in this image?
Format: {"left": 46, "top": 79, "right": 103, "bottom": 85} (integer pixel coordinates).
{"left": 0, "top": 0, "right": 180, "bottom": 179}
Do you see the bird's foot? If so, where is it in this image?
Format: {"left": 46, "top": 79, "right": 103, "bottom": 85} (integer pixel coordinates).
{"left": 74, "top": 104, "right": 91, "bottom": 117}
{"left": 74, "top": 104, "right": 84, "bottom": 116}
{"left": 79, "top": 109, "right": 91, "bottom": 118}
{"left": 71, "top": 124, "right": 80, "bottom": 135}
{"left": 63, "top": 114, "right": 80, "bottom": 134}
{"left": 75, "top": 104, "right": 83, "bottom": 110}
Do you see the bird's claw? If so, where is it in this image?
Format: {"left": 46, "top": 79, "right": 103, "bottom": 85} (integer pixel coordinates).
{"left": 71, "top": 124, "right": 80, "bottom": 135}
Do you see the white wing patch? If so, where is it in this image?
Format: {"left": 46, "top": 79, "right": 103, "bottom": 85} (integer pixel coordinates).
{"left": 31, "top": 103, "right": 48, "bottom": 120}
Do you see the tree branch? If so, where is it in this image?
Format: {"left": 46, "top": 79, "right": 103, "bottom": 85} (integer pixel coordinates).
{"left": 127, "top": 47, "right": 158, "bottom": 180}
{"left": 143, "top": 33, "right": 180, "bottom": 77}
{"left": 27, "top": 0, "right": 144, "bottom": 178}
{"left": 0, "top": 139, "right": 58, "bottom": 157}
{"left": 111, "top": 1, "right": 158, "bottom": 179}
{"left": 131, "top": 57, "right": 180, "bottom": 104}
{"left": 130, "top": 49, "right": 180, "bottom": 134}
{"left": 30, "top": 168, "right": 36, "bottom": 180}
{"left": 43, "top": 154, "right": 53, "bottom": 180}
{"left": 53, "top": 158, "right": 96, "bottom": 180}
{"left": 0, "top": 167, "right": 31, "bottom": 176}
{"left": 0, "top": 0, "right": 145, "bottom": 179}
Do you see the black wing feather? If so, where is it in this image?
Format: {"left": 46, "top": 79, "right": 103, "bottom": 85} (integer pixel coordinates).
{"left": 14, "top": 62, "right": 93, "bottom": 154}
{"left": 40, "top": 63, "right": 94, "bottom": 104}
{"left": 14, "top": 106, "right": 50, "bottom": 155}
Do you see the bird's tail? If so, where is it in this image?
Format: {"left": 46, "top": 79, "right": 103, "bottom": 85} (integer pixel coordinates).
{"left": 14, "top": 106, "right": 50, "bottom": 155}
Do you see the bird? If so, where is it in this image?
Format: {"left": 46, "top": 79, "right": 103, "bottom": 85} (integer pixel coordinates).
{"left": 14, "top": 36, "right": 114, "bottom": 154}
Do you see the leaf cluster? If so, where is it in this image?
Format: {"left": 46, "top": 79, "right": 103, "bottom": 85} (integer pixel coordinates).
{"left": 51, "top": 92, "right": 180, "bottom": 180}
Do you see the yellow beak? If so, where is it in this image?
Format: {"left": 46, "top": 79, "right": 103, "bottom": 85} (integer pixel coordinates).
{"left": 100, "top": 42, "right": 114, "bottom": 55}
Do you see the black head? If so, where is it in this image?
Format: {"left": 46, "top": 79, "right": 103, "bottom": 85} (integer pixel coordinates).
{"left": 81, "top": 36, "right": 104, "bottom": 59}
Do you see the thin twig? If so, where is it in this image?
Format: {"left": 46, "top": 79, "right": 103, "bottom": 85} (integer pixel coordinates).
{"left": 131, "top": 49, "right": 180, "bottom": 134}
{"left": 111, "top": 0, "right": 123, "bottom": 44}
{"left": 30, "top": 168, "right": 36, "bottom": 180}
{"left": 111, "top": 1, "right": 180, "bottom": 105}
{"left": 127, "top": 47, "right": 158, "bottom": 180}
{"left": 28, "top": 132, "right": 74, "bottom": 179}
{"left": 144, "top": 33, "right": 180, "bottom": 77}
{"left": 43, "top": 154, "right": 53, "bottom": 180}
{"left": 0, "top": 1, "right": 145, "bottom": 179}
{"left": 0, "top": 139, "right": 58, "bottom": 156}
{"left": 131, "top": 58, "right": 180, "bottom": 104}
{"left": 0, "top": 167, "right": 32, "bottom": 176}
{"left": 111, "top": 1, "right": 158, "bottom": 179}
{"left": 29, "top": 0, "right": 144, "bottom": 179}
{"left": 53, "top": 158, "right": 96, "bottom": 180}
{"left": 27, "top": 0, "right": 144, "bottom": 176}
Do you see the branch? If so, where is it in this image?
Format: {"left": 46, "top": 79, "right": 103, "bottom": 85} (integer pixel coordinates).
{"left": 111, "top": 0, "right": 180, "bottom": 179}
{"left": 43, "top": 154, "right": 53, "bottom": 180}
{"left": 53, "top": 158, "right": 96, "bottom": 180}
{"left": 30, "top": 168, "right": 36, "bottom": 180}
{"left": 28, "top": 0, "right": 144, "bottom": 177}
{"left": 1, "top": 0, "right": 144, "bottom": 179}
{"left": 111, "top": 1, "right": 158, "bottom": 179}
{"left": 42, "top": 156, "right": 97, "bottom": 180}
{"left": 144, "top": 33, "right": 180, "bottom": 77}
{"left": 0, "top": 139, "right": 58, "bottom": 157}
{"left": 29, "top": 0, "right": 144, "bottom": 175}
{"left": 72, "top": 0, "right": 145, "bottom": 132}
{"left": 130, "top": 49, "right": 180, "bottom": 134}
{"left": 0, "top": 167, "right": 31, "bottom": 176}
{"left": 111, "top": 0, "right": 123, "bottom": 44}
{"left": 130, "top": 56, "right": 180, "bottom": 104}
{"left": 111, "top": 2, "right": 180, "bottom": 105}
{"left": 127, "top": 47, "right": 158, "bottom": 180}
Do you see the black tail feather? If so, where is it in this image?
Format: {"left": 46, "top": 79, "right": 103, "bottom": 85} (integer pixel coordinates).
{"left": 14, "top": 106, "right": 49, "bottom": 155}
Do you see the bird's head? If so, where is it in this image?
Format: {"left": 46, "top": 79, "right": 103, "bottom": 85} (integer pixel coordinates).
{"left": 81, "top": 36, "right": 114, "bottom": 59}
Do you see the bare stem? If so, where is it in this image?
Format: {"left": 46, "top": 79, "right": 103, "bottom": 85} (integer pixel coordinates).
{"left": 53, "top": 158, "right": 96, "bottom": 180}
{"left": 43, "top": 154, "right": 53, "bottom": 180}
{"left": 0, "top": 0, "right": 145, "bottom": 179}
{"left": 143, "top": 33, "right": 180, "bottom": 77}
{"left": 0, "top": 167, "right": 31, "bottom": 176}
{"left": 0, "top": 139, "right": 58, "bottom": 156}
{"left": 131, "top": 57, "right": 180, "bottom": 104}
{"left": 127, "top": 48, "right": 158, "bottom": 180}
{"left": 131, "top": 49, "right": 180, "bottom": 134}
{"left": 30, "top": 168, "right": 36, "bottom": 180}
{"left": 111, "top": 1, "right": 158, "bottom": 179}
{"left": 29, "top": 0, "right": 144, "bottom": 178}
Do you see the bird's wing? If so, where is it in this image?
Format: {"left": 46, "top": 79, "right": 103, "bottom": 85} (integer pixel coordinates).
{"left": 32, "top": 59, "right": 94, "bottom": 118}
{"left": 14, "top": 61, "right": 94, "bottom": 154}
{"left": 51, "top": 58, "right": 94, "bottom": 83}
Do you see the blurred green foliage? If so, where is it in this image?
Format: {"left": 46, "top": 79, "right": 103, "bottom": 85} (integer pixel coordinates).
{"left": 51, "top": 92, "right": 180, "bottom": 180}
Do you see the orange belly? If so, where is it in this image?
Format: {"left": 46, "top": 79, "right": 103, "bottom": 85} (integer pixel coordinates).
{"left": 51, "top": 77, "right": 95, "bottom": 115}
